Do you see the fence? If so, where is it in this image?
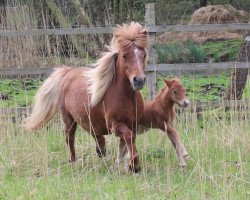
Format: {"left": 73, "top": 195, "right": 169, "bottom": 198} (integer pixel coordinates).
{"left": 0, "top": 3, "right": 250, "bottom": 116}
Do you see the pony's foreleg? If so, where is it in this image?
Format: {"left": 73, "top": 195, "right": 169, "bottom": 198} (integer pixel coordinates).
{"left": 165, "top": 123, "right": 188, "bottom": 167}
{"left": 93, "top": 135, "right": 106, "bottom": 158}
{"left": 112, "top": 122, "right": 140, "bottom": 173}
{"left": 115, "top": 138, "right": 127, "bottom": 165}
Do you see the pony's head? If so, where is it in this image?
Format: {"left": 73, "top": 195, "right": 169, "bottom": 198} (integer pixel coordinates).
{"left": 112, "top": 22, "right": 149, "bottom": 90}
{"left": 163, "top": 79, "right": 190, "bottom": 108}
{"left": 88, "top": 22, "right": 148, "bottom": 107}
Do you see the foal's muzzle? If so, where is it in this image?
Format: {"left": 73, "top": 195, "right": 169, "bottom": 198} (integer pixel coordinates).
{"left": 132, "top": 76, "right": 146, "bottom": 90}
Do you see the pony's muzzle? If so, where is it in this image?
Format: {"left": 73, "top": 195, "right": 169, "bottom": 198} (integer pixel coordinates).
{"left": 183, "top": 99, "right": 190, "bottom": 108}
{"left": 132, "top": 76, "right": 146, "bottom": 90}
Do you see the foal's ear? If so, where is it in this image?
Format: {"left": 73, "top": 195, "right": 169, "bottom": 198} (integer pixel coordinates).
{"left": 164, "top": 79, "right": 172, "bottom": 88}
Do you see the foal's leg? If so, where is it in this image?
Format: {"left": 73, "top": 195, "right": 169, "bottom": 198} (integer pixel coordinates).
{"left": 93, "top": 135, "right": 106, "bottom": 158}
{"left": 112, "top": 122, "right": 140, "bottom": 173}
{"left": 165, "top": 123, "right": 187, "bottom": 167}
{"left": 61, "top": 109, "right": 77, "bottom": 162}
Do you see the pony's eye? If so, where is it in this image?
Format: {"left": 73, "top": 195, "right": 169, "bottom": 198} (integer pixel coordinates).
{"left": 123, "top": 54, "right": 127, "bottom": 59}
{"left": 173, "top": 90, "right": 177, "bottom": 94}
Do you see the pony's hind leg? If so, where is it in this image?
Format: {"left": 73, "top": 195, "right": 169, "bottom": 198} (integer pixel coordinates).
{"left": 93, "top": 135, "right": 106, "bottom": 158}
{"left": 65, "top": 121, "right": 77, "bottom": 162}
{"left": 62, "top": 109, "right": 77, "bottom": 162}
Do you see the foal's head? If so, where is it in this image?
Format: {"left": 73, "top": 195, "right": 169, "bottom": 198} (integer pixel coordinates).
{"left": 163, "top": 79, "right": 190, "bottom": 108}
{"left": 113, "top": 22, "right": 149, "bottom": 90}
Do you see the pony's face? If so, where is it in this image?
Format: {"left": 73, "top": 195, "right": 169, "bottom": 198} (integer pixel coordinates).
{"left": 120, "top": 44, "right": 147, "bottom": 90}
{"left": 164, "top": 79, "right": 190, "bottom": 108}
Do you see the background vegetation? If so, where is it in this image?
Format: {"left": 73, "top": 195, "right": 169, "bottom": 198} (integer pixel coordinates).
{"left": 0, "top": 1, "right": 250, "bottom": 199}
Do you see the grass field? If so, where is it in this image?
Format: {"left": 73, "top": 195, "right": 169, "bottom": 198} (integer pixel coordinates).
{"left": 0, "top": 103, "right": 249, "bottom": 199}
{"left": 0, "top": 72, "right": 250, "bottom": 199}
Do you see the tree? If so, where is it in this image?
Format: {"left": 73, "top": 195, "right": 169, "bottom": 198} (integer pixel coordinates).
{"left": 223, "top": 36, "right": 250, "bottom": 100}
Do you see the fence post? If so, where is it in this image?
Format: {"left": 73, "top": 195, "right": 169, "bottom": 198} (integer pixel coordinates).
{"left": 223, "top": 35, "right": 250, "bottom": 100}
{"left": 145, "top": 3, "right": 157, "bottom": 100}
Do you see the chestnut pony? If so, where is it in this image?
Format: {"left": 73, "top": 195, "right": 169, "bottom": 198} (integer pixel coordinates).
{"left": 139, "top": 79, "right": 190, "bottom": 167}
{"left": 25, "top": 22, "right": 149, "bottom": 172}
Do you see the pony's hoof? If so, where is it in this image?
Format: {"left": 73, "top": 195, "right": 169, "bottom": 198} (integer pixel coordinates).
{"left": 69, "top": 159, "right": 76, "bottom": 163}
{"left": 128, "top": 164, "right": 141, "bottom": 173}
{"left": 96, "top": 148, "right": 106, "bottom": 158}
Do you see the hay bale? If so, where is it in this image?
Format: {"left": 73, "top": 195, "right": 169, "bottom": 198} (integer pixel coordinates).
{"left": 189, "top": 5, "right": 247, "bottom": 24}
{"left": 159, "top": 5, "right": 249, "bottom": 44}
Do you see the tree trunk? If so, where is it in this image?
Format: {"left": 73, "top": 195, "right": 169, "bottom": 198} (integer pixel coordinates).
{"left": 223, "top": 36, "right": 250, "bottom": 100}
{"left": 45, "top": 0, "right": 86, "bottom": 57}
{"left": 70, "top": 0, "right": 104, "bottom": 49}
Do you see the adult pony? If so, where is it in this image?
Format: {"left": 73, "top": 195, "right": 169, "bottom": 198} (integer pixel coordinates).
{"left": 25, "top": 22, "right": 149, "bottom": 172}
{"left": 139, "top": 79, "right": 190, "bottom": 167}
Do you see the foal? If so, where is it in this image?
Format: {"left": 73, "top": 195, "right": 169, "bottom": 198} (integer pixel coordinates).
{"left": 139, "top": 79, "right": 190, "bottom": 167}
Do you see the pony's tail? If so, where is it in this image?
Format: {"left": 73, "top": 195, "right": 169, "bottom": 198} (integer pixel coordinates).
{"left": 24, "top": 67, "right": 71, "bottom": 132}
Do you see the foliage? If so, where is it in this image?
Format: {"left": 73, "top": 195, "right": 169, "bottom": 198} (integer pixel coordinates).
{"left": 200, "top": 39, "right": 242, "bottom": 62}
{"left": 156, "top": 42, "right": 207, "bottom": 63}
{"left": 156, "top": 39, "right": 242, "bottom": 64}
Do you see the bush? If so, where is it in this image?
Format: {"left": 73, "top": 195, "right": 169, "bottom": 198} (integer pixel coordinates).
{"left": 156, "top": 39, "right": 242, "bottom": 63}
{"left": 156, "top": 42, "right": 207, "bottom": 63}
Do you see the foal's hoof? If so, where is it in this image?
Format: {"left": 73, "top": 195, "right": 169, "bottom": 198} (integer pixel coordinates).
{"left": 96, "top": 148, "right": 106, "bottom": 158}
{"left": 128, "top": 164, "right": 141, "bottom": 173}
{"left": 179, "top": 162, "right": 187, "bottom": 168}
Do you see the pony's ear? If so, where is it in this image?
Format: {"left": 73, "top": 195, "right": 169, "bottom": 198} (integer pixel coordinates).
{"left": 164, "top": 79, "right": 172, "bottom": 88}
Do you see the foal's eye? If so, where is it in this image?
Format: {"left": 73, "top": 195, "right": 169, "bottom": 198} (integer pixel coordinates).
{"left": 173, "top": 90, "right": 177, "bottom": 94}
{"left": 122, "top": 54, "right": 127, "bottom": 59}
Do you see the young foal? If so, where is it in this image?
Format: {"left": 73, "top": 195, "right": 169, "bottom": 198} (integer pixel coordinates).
{"left": 25, "top": 22, "right": 149, "bottom": 172}
{"left": 139, "top": 79, "right": 190, "bottom": 167}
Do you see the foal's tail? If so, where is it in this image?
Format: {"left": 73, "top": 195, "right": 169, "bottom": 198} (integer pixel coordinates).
{"left": 24, "top": 67, "right": 71, "bottom": 132}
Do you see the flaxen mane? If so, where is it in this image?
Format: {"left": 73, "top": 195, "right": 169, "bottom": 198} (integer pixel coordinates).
{"left": 87, "top": 22, "right": 148, "bottom": 107}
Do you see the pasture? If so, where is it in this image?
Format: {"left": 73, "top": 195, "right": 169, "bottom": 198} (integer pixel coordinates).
{"left": 0, "top": 1, "right": 249, "bottom": 199}
{"left": 0, "top": 83, "right": 249, "bottom": 199}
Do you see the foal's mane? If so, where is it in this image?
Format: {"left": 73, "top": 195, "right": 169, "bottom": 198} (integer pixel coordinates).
{"left": 87, "top": 22, "right": 148, "bottom": 107}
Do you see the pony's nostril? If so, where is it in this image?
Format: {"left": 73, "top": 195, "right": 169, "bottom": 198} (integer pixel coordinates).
{"left": 132, "top": 76, "right": 146, "bottom": 90}
{"left": 184, "top": 100, "right": 190, "bottom": 107}
{"left": 133, "top": 76, "right": 139, "bottom": 84}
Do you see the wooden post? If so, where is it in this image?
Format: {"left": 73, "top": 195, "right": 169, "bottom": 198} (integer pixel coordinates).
{"left": 223, "top": 35, "right": 250, "bottom": 100}
{"left": 145, "top": 3, "right": 157, "bottom": 100}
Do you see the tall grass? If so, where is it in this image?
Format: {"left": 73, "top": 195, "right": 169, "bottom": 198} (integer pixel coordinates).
{"left": 0, "top": 102, "right": 249, "bottom": 199}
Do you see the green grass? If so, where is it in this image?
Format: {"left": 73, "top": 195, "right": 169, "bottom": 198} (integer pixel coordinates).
{"left": 0, "top": 106, "right": 249, "bottom": 199}
{"left": 200, "top": 39, "right": 242, "bottom": 62}
{"left": 1, "top": 73, "right": 249, "bottom": 108}
{"left": 0, "top": 79, "right": 43, "bottom": 108}
{"left": 156, "top": 39, "right": 243, "bottom": 63}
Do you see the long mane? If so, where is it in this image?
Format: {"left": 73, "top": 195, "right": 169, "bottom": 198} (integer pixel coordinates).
{"left": 87, "top": 22, "right": 148, "bottom": 107}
